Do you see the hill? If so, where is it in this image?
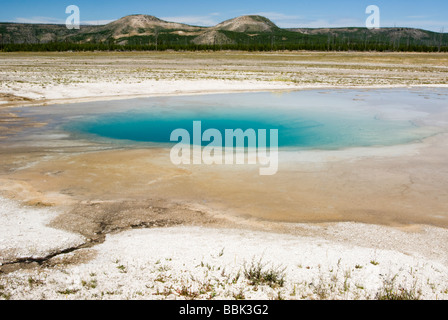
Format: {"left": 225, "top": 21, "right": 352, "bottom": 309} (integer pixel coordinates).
{"left": 214, "top": 15, "right": 279, "bottom": 33}
{"left": 1, "top": 14, "right": 447, "bottom": 52}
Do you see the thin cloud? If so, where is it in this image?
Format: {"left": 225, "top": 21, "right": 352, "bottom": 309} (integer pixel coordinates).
{"left": 254, "top": 12, "right": 303, "bottom": 21}
{"left": 160, "top": 14, "right": 221, "bottom": 26}
{"left": 407, "top": 15, "right": 430, "bottom": 19}
{"left": 248, "top": 12, "right": 364, "bottom": 29}
{"left": 15, "top": 16, "right": 66, "bottom": 24}
{"left": 382, "top": 19, "right": 448, "bottom": 31}
{"left": 249, "top": 11, "right": 302, "bottom": 28}
{"left": 83, "top": 20, "right": 115, "bottom": 25}
{"left": 14, "top": 16, "right": 115, "bottom": 26}
{"left": 278, "top": 18, "right": 365, "bottom": 29}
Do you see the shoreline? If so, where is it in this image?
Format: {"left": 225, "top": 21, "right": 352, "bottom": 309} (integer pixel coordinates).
{"left": 2, "top": 51, "right": 448, "bottom": 110}
{"left": 2, "top": 83, "right": 448, "bottom": 110}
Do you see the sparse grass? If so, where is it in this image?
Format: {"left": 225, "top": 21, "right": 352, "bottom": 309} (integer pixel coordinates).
{"left": 233, "top": 288, "right": 246, "bottom": 300}
{"left": 57, "top": 288, "right": 80, "bottom": 295}
{"left": 230, "top": 271, "right": 241, "bottom": 285}
{"left": 176, "top": 284, "right": 200, "bottom": 299}
{"left": 28, "top": 277, "right": 44, "bottom": 287}
{"left": 0, "top": 284, "right": 11, "bottom": 300}
{"left": 313, "top": 280, "right": 330, "bottom": 300}
{"left": 116, "top": 264, "right": 127, "bottom": 273}
{"left": 154, "top": 273, "right": 170, "bottom": 283}
{"left": 157, "top": 264, "right": 171, "bottom": 272}
{"left": 243, "top": 258, "right": 286, "bottom": 288}
{"left": 81, "top": 279, "right": 98, "bottom": 289}
{"left": 0, "top": 244, "right": 445, "bottom": 300}
{"left": 342, "top": 269, "right": 351, "bottom": 293}
{"left": 376, "top": 276, "right": 421, "bottom": 300}
{"left": 0, "top": 292, "right": 11, "bottom": 300}
{"left": 276, "top": 291, "right": 285, "bottom": 300}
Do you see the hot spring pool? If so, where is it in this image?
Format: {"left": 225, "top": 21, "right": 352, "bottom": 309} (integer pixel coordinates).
{"left": 61, "top": 89, "right": 445, "bottom": 150}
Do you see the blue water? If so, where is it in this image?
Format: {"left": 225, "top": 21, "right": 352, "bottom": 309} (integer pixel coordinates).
{"left": 64, "top": 90, "right": 442, "bottom": 150}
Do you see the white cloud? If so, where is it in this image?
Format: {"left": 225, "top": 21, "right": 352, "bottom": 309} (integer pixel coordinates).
{"left": 247, "top": 11, "right": 302, "bottom": 28}
{"left": 82, "top": 20, "right": 115, "bottom": 26}
{"left": 382, "top": 19, "right": 448, "bottom": 31}
{"left": 406, "top": 15, "right": 430, "bottom": 19}
{"left": 297, "top": 18, "right": 365, "bottom": 29}
{"left": 244, "top": 11, "right": 447, "bottom": 31}
{"left": 15, "top": 16, "right": 66, "bottom": 24}
{"left": 160, "top": 14, "right": 221, "bottom": 26}
{"left": 14, "top": 16, "right": 114, "bottom": 26}
{"left": 253, "top": 12, "right": 303, "bottom": 21}
{"left": 246, "top": 11, "right": 364, "bottom": 29}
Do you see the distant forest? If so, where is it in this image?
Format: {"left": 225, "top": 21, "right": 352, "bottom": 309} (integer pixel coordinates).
{"left": 1, "top": 21, "right": 447, "bottom": 53}
{"left": 2, "top": 41, "right": 447, "bottom": 52}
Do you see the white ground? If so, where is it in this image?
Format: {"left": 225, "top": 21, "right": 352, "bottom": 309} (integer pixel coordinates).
{"left": 0, "top": 79, "right": 297, "bottom": 103}
{"left": 1, "top": 196, "right": 448, "bottom": 300}
{"left": 0, "top": 197, "right": 85, "bottom": 265}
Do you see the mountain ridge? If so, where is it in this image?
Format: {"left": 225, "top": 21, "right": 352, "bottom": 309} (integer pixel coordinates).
{"left": 1, "top": 14, "right": 447, "bottom": 51}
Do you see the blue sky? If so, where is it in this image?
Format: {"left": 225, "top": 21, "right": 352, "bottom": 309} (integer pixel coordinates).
{"left": 1, "top": 0, "right": 447, "bottom": 32}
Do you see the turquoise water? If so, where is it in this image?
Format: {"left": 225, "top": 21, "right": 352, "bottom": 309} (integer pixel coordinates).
{"left": 64, "top": 90, "right": 444, "bottom": 150}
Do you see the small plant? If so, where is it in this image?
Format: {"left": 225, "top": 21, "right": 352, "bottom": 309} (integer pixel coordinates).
{"left": 230, "top": 271, "right": 241, "bottom": 284}
{"left": 370, "top": 260, "right": 380, "bottom": 266}
{"left": 81, "top": 279, "right": 98, "bottom": 289}
{"left": 154, "top": 274, "right": 169, "bottom": 283}
{"left": 28, "top": 277, "right": 44, "bottom": 287}
{"left": 117, "top": 265, "right": 127, "bottom": 273}
{"left": 0, "top": 285, "right": 11, "bottom": 300}
{"left": 233, "top": 288, "right": 245, "bottom": 300}
{"left": 376, "top": 276, "right": 421, "bottom": 300}
{"left": 177, "top": 284, "right": 200, "bottom": 299}
{"left": 356, "top": 284, "right": 365, "bottom": 290}
{"left": 243, "top": 258, "right": 286, "bottom": 288}
{"left": 343, "top": 270, "right": 351, "bottom": 292}
{"left": 57, "top": 288, "right": 79, "bottom": 295}
{"left": 376, "top": 286, "right": 420, "bottom": 300}
{"left": 208, "top": 291, "right": 217, "bottom": 300}
{"left": 158, "top": 265, "right": 170, "bottom": 272}
{"left": 0, "top": 292, "right": 11, "bottom": 300}
{"left": 276, "top": 291, "right": 285, "bottom": 300}
{"left": 199, "top": 281, "right": 214, "bottom": 295}
{"left": 313, "top": 281, "right": 329, "bottom": 300}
